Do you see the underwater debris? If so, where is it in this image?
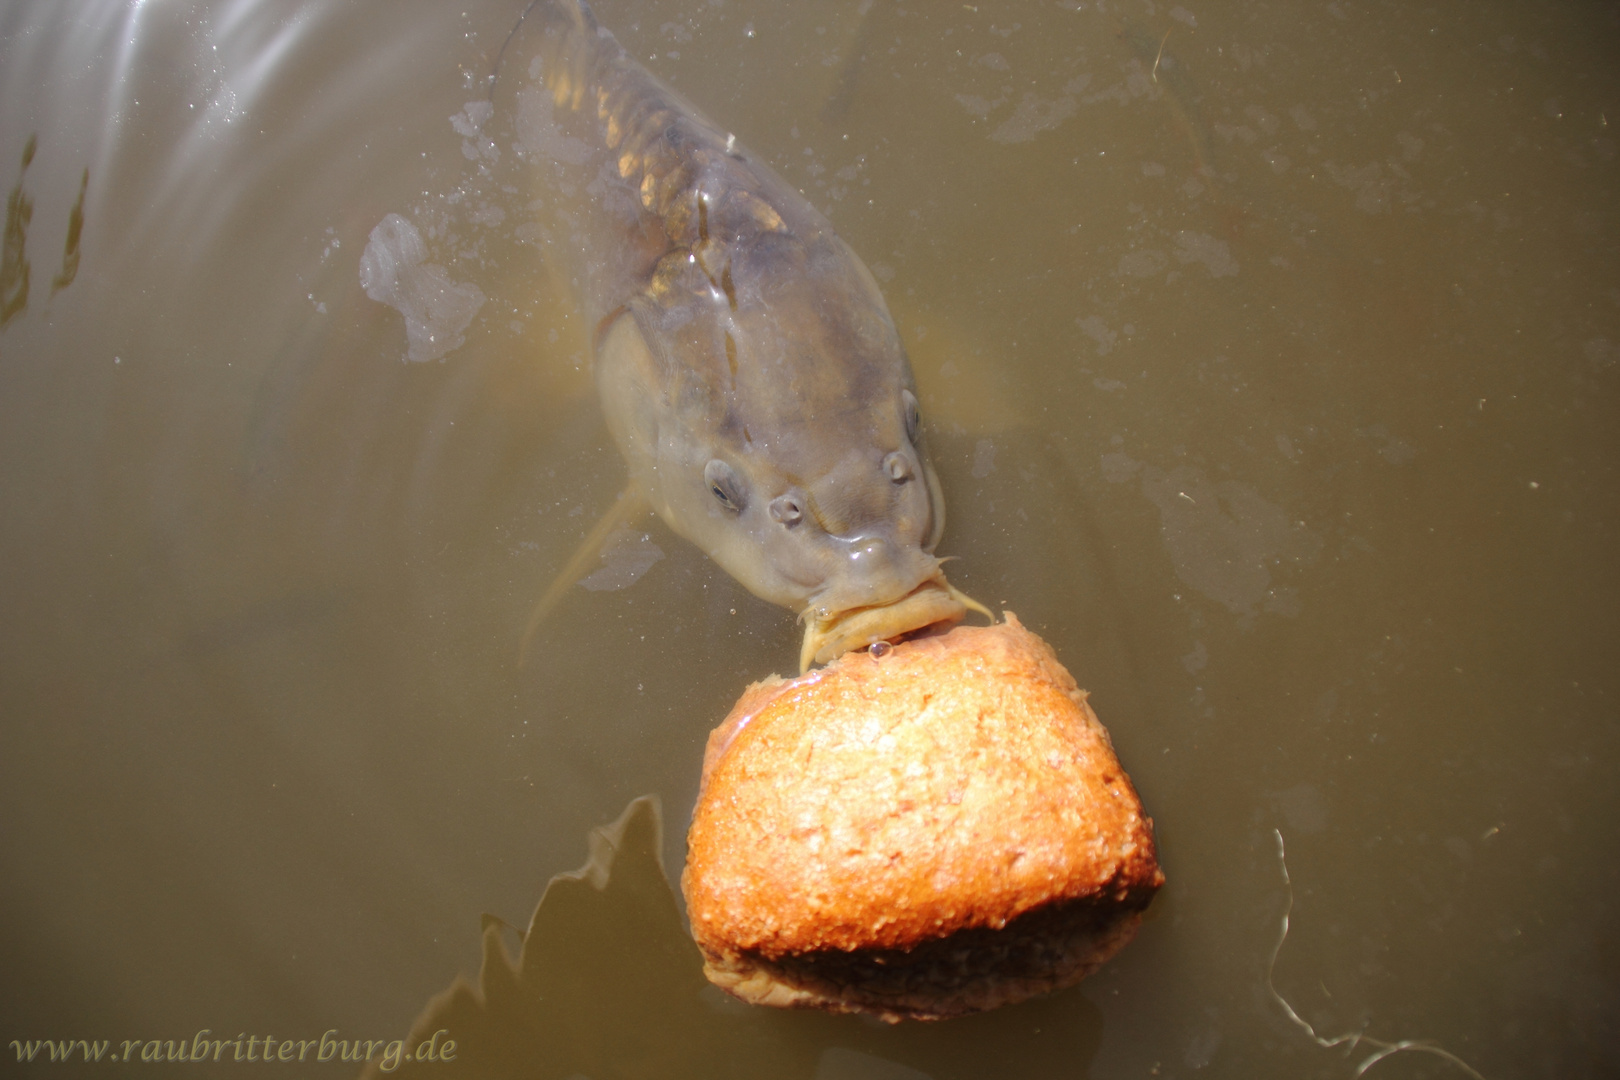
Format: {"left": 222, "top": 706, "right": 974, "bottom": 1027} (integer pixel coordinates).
{"left": 1267, "top": 829, "right": 1487, "bottom": 1080}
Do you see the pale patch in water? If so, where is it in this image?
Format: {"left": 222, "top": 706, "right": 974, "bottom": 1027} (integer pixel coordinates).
{"left": 1323, "top": 160, "right": 1394, "bottom": 215}
{"left": 990, "top": 92, "right": 1078, "bottom": 144}
{"left": 452, "top": 100, "right": 500, "bottom": 163}
{"left": 1271, "top": 783, "right": 1328, "bottom": 834}
{"left": 358, "top": 213, "right": 485, "bottom": 362}
{"left": 511, "top": 85, "right": 593, "bottom": 167}
{"left": 1181, "top": 640, "right": 1208, "bottom": 674}
{"left": 1118, "top": 249, "right": 1169, "bottom": 278}
{"left": 1077, "top": 315, "right": 1118, "bottom": 355}
{"left": 1114, "top": 235, "right": 1236, "bottom": 281}
{"left": 1173, "top": 231, "right": 1239, "bottom": 277}
{"left": 954, "top": 94, "right": 1001, "bottom": 120}
{"left": 1103, "top": 454, "right": 1321, "bottom": 617}
{"left": 970, "top": 439, "right": 997, "bottom": 479}
{"left": 958, "top": 73, "right": 1092, "bottom": 142}
{"left": 1586, "top": 337, "right": 1616, "bottom": 371}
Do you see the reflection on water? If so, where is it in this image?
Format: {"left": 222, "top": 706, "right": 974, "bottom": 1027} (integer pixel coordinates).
{"left": 0, "top": 0, "right": 1616, "bottom": 1077}
{"left": 366, "top": 796, "right": 1100, "bottom": 1080}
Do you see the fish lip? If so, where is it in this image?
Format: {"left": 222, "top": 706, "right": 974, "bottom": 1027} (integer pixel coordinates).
{"left": 798, "top": 573, "right": 967, "bottom": 672}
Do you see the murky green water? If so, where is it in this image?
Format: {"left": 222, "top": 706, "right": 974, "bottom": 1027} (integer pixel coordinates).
{"left": 1, "top": 1, "right": 1615, "bottom": 1077}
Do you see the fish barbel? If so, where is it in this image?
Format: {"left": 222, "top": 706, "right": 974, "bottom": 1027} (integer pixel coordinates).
{"left": 497, "top": 0, "right": 988, "bottom": 670}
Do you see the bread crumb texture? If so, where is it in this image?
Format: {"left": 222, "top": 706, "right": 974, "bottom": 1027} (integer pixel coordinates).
{"left": 683, "top": 614, "right": 1163, "bottom": 1019}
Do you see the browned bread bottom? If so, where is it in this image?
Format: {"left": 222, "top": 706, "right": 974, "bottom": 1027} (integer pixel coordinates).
{"left": 683, "top": 614, "right": 1163, "bottom": 1022}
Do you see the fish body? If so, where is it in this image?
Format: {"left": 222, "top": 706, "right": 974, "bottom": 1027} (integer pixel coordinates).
{"left": 500, "top": 0, "right": 981, "bottom": 667}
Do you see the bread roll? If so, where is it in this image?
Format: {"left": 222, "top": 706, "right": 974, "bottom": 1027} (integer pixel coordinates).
{"left": 682, "top": 614, "right": 1163, "bottom": 1021}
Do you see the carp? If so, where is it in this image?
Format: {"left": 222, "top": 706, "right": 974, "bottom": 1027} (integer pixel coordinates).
{"left": 500, "top": 0, "right": 987, "bottom": 670}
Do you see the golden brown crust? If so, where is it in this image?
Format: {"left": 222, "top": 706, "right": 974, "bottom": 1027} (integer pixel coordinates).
{"left": 682, "top": 614, "right": 1163, "bottom": 1020}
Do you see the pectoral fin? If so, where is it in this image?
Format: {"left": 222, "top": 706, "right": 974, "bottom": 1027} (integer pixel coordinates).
{"left": 518, "top": 483, "right": 652, "bottom": 666}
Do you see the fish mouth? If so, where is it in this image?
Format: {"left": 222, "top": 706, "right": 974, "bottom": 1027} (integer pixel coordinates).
{"left": 798, "top": 572, "right": 994, "bottom": 672}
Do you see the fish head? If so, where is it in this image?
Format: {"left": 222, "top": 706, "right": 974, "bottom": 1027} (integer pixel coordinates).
{"left": 597, "top": 229, "right": 971, "bottom": 668}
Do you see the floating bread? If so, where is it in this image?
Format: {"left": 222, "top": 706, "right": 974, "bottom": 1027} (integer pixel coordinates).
{"left": 682, "top": 614, "right": 1163, "bottom": 1022}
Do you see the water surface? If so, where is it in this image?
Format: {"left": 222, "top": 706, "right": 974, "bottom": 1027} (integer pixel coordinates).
{"left": 1, "top": 1, "right": 1615, "bottom": 1076}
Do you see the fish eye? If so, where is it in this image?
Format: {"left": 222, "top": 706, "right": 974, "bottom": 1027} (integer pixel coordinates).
{"left": 769, "top": 494, "right": 803, "bottom": 526}
{"left": 704, "top": 459, "right": 745, "bottom": 512}
{"left": 902, "top": 389, "right": 921, "bottom": 444}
